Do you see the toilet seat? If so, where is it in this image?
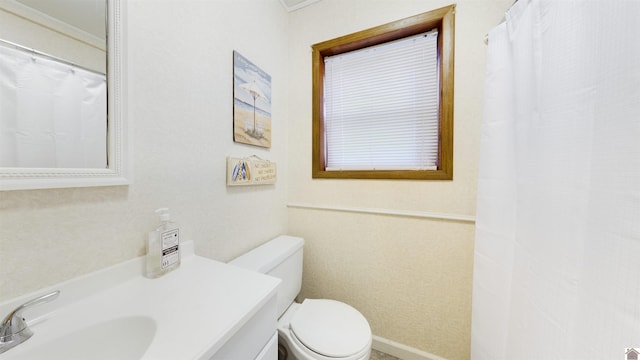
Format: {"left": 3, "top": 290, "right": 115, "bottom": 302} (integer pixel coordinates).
{"left": 289, "top": 299, "right": 371, "bottom": 359}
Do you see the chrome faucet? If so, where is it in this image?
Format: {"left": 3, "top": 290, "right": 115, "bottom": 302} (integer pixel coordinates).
{"left": 0, "top": 290, "right": 60, "bottom": 354}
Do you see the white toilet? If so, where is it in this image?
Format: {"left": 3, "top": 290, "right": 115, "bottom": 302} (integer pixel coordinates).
{"left": 229, "top": 235, "right": 372, "bottom": 360}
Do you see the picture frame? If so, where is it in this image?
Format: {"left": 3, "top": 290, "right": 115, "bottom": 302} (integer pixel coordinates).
{"left": 233, "top": 51, "right": 272, "bottom": 148}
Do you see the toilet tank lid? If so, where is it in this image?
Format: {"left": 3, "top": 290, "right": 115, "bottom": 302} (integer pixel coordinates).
{"left": 229, "top": 235, "right": 304, "bottom": 274}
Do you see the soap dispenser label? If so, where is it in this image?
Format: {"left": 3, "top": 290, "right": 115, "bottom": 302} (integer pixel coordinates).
{"left": 161, "top": 228, "right": 180, "bottom": 269}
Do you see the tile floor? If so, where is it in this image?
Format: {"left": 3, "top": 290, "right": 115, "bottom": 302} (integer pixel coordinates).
{"left": 370, "top": 349, "right": 402, "bottom": 360}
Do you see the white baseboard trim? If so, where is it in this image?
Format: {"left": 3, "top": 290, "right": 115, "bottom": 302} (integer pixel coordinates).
{"left": 372, "top": 335, "right": 449, "bottom": 360}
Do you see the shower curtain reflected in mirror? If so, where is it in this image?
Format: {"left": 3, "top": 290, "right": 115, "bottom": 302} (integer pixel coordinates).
{"left": 0, "top": 44, "right": 107, "bottom": 169}
{"left": 472, "top": 0, "right": 640, "bottom": 359}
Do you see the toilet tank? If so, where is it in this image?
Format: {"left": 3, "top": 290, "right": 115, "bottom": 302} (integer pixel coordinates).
{"left": 229, "top": 236, "right": 304, "bottom": 317}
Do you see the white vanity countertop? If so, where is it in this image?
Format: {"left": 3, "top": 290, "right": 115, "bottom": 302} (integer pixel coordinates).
{"left": 0, "top": 242, "right": 281, "bottom": 360}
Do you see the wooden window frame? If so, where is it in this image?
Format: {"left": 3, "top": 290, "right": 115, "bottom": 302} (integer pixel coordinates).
{"left": 311, "top": 5, "right": 455, "bottom": 180}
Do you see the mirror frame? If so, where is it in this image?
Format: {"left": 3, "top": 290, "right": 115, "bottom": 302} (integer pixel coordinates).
{"left": 0, "top": 0, "right": 129, "bottom": 191}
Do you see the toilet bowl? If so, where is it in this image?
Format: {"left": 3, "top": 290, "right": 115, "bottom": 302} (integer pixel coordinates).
{"left": 279, "top": 300, "right": 371, "bottom": 360}
{"left": 229, "top": 236, "right": 372, "bottom": 360}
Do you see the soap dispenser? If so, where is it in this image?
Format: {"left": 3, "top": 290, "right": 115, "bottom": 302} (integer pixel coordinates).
{"left": 146, "top": 208, "right": 180, "bottom": 278}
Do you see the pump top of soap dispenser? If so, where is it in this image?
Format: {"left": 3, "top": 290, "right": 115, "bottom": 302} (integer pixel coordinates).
{"left": 155, "top": 208, "right": 171, "bottom": 222}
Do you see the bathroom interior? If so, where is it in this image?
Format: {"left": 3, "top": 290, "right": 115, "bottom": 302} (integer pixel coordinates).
{"left": 1, "top": 0, "right": 639, "bottom": 359}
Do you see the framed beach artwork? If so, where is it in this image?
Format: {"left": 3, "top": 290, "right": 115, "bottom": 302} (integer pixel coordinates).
{"left": 233, "top": 51, "right": 272, "bottom": 148}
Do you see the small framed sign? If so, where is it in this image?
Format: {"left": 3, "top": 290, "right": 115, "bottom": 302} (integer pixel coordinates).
{"left": 226, "top": 156, "right": 276, "bottom": 186}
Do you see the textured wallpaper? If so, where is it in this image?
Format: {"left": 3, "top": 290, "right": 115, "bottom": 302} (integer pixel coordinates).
{"left": 285, "top": 1, "right": 512, "bottom": 359}
{"left": 0, "top": 0, "right": 289, "bottom": 302}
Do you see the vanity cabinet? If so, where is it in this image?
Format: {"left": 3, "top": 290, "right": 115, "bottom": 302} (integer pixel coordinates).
{"left": 212, "top": 294, "right": 278, "bottom": 360}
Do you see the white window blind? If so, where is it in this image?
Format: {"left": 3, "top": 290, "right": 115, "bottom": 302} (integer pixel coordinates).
{"left": 323, "top": 31, "right": 439, "bottom": 171}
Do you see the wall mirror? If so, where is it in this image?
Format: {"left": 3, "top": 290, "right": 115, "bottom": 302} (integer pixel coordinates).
{"left": 0, "top": 0, "right": 129, "bottom": 190}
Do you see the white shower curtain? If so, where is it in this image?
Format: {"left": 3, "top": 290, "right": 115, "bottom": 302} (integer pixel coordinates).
{"left": 0, "top": 44, "right": 107, "bottom": 169}
{"left": 472, "top": 0, "right": 640, "bottom": 359}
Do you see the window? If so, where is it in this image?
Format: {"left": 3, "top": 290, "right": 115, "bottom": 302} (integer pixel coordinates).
{"left": 311, "top": 5, "right": 455, "bottom": 180}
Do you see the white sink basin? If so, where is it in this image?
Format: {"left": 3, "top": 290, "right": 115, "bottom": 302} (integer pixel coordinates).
{"left": 0, "top": 241, "right": 280, "bottom": 359}
{"left": 10, "top": 316, "right": 156, "bottom": 360}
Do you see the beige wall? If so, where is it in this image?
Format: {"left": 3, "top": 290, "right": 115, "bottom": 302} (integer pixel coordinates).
{"left": 286, "top": 1, "right": 511, "bottom": 359}
{"left": 0, "top": 0, "right": 290, "bottom": 302}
